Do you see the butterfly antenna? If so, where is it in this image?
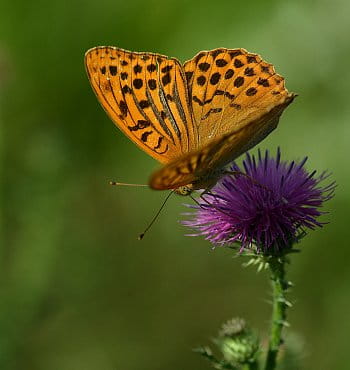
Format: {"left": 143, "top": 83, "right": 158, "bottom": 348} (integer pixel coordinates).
{"left": 109, "top": 181, "right": 148, "bottom": 187}
{"left": 138, "top": 190, "right": 175, "bottom": 240}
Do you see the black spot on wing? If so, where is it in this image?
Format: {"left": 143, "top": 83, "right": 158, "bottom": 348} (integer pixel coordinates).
{"left": 147, "top": 63, "right": 157, "bottom": 72}
{"left": 194, "top": 52, "right": 206, "bottom": 63}
{"left": 109, "top": 66, "right": 117, "bottom": 75}
{"left": 185, "top": 71, "right": 193, "bottom": 83}
{"left": 214, "top": 90, "right": 224, "bottom": 96}
{"left": 247, "top": 55, "right": 257, "bottom": 63}
{"left": 246, "top": 87, "right": 257, "bottom": 96}
{"left": 229, "top": 50, "right": 243, "bottom": 58}
{"left": 122, "top": 85, "right": 132, "bottom": 94}
{"left": 153, "top": 137, "right": 168, "bottom": 154}
{"left": 230, "top": 103, "right": 241, "bottom": 110}
{"left": 133, "top": 64, "right": 142, "bottom": 73}
{"left": 141, "top": 130, "right": 152, "bottom": 142}
{"left": 257, "top": 78, "right": 270, "bottom": 87}
{"left": 148, "top": 79, "right": 156, "bottom": 90}
{"left": 128, "top": 120, "right": 151, "bottom": 131}
{"left": 215, "top": 59, "right": 228, "bottom": 67}
{"left": 201, "top": 107, "right": 223, "bottom": 120}
{"left": 225, "top": 69, "right": 234, "bottom": 79}
{"left": 119, "top": 100, "right": 128, "bottom": 117}
{"left": 162, "top": 73, "right": 171, "bottom": 86}
{"left": 244, "top": 67, "right": 255, "bottom": 76}
{"left": 139, "top": 100, "right": 150, "bottom": 109}
{"left": 198, "top": 62, "right": 210, "bottom": 72}
{"left": 197, "top": 75, "right": 206, "bottom": 86}
{"left": 215, "top": 90, "right": 235, "bottom": 100}
{"left": 154, "top": 136, "right": 163, "bottom": 149}
{"left": 192, "top": 96, "right": 204, "bottom": 106}
{"left": 161, "top": 65, "right": 173, "bottom": 73}
{"left": 133, "top": 79, "right": 143, "bottom": 89}
{"left": 210, "top": 72, "right": 221, "bottom": 85}
{"left": 234, "top": 76, "right": 244, "bottom": 87}
{"left": 234, "top": 59, "right": 244, "bottom": 68}
{"left": 211, "top": 49, "right": 224, "bottom": 58}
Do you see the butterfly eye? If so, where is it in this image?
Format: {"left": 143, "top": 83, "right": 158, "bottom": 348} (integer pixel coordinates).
{"left": 175, "top": 186, "right": 193, "bottom": 196}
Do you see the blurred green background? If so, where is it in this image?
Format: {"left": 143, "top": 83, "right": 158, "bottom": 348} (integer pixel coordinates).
{"left": 1, "top": 0, "right": 349, "bottom": 369}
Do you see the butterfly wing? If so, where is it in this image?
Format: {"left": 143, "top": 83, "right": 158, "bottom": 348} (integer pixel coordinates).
{"left": 149, "top": 92, "right": 295, "bottom": 190}
{"left": 86, "top": 46, "right": 294, "bottom": 190}
{"left": 85, "top": 46, "right": 197, "bottom": 164}
{"left": 183, "top": 48, "right": 293, "bottom": 145}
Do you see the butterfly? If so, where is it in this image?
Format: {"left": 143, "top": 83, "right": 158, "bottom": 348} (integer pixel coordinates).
{"left": 85, "top": 46, "right": 295, "bottom": 196}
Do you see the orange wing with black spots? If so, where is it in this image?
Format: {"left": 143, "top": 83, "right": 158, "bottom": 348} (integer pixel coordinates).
{"left": 85, "top": 46, "right": 295, "bottom": 192}
{"left": 183, "top": 48, "right": 292, "bottom": 146}
{"left": 85, "top": 46, "right": 197, "bottom": 164}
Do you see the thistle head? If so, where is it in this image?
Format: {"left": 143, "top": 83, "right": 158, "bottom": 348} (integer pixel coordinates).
{"left": 183, "top": 148, "right": 335, "bottom": 254}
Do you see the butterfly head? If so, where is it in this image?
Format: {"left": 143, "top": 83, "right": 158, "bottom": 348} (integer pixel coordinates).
{"left": 173, "top": 171, "right": 224, "bottom": 196}
{"left": 175, "top": 185, "right": 194, "bottom": 196}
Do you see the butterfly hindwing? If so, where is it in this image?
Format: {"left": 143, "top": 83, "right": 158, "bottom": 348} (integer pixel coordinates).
{"left": 149, "top": 93, "right": 295, "bottom": 190}
{"left": 85, "top": 46, "right": 197, "bottom": 164}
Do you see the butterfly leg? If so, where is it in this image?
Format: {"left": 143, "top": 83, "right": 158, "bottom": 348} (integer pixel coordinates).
{"left": 190, "top": 194, "right": 208, "bottom": 210}
{"left": 190, "top": 190, "right": 220, "bottom": 210}
{"left": 198, "top": 189, "right": 231, "bottom": 217}
{"left": 223, "top": 171, "right": 270, "bottom": 191}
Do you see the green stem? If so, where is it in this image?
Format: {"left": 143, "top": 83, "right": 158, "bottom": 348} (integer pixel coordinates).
{"left": 264, "top": 257, "right": 289, "bottom": 370}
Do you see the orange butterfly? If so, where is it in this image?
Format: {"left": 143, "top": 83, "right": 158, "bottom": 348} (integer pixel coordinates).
{"left": 85, "top": 46, "right": 295, "bottom": 196}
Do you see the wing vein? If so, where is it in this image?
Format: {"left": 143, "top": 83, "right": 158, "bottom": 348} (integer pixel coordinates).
{"left": 145, "top": 88, "right": 176, "bottom": 144}
{"left": 157, "top": 66, "right": 181, "bottom": 141}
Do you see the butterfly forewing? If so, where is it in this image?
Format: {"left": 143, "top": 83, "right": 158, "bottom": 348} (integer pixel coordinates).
{"left": 85, "top": 46, "right": 196, "bottom": 164}
{"left": 183, "top": 48, "right": 291, "bottom": 146}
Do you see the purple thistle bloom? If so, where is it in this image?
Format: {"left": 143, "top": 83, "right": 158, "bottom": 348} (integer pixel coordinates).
{"left": 183, "top": 148, "right": 335, "bottom": 253}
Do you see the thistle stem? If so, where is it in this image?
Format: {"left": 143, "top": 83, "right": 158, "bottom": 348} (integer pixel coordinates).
{"left": 264, "top": 257, "right": 289, "bottom": 370}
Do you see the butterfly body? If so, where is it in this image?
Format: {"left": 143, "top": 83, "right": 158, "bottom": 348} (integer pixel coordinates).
{"left": 85, "top": 46, "right": 295, "bottom": 194}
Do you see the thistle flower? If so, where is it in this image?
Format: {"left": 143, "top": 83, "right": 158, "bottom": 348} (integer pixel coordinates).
{"left": 183, "top": 148, "right": 335, "bottom": 253}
